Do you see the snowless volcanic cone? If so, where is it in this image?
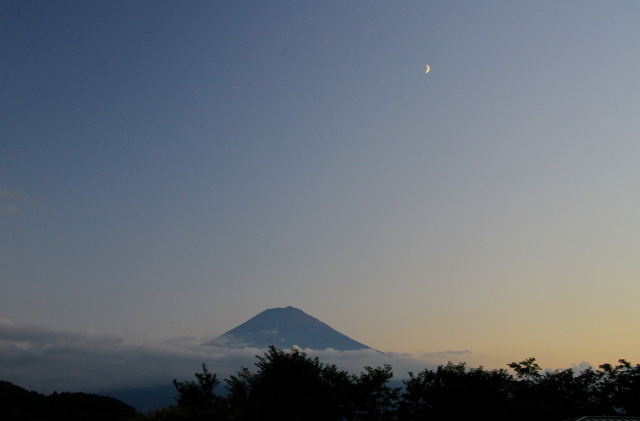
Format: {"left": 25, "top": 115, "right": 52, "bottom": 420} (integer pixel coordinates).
{"left": 203, "top": 306, "right": 373, "bottom": 351}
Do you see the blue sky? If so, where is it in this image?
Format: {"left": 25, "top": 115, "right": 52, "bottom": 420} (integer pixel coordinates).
{"left": 3, "top": 1, "right": 640, "bottom": 389}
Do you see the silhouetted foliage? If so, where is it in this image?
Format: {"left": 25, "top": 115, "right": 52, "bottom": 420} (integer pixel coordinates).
{"left": 147, "top": 354, "right": 640, "bottom": 420}
{"left": 12, "top": 352, "right": 640, "bottom": 421}
{"left": 505, "top": 357, "right": 626, "bottom": 419}
{"left": 225, "top": 345, "right": 355, "bottom": 421}
{"left": 173, "top": 363, "right": 219, "bottom": 408}
{"left": 352, "top": 364, "right": 399, "bottom": 420}
{"left": 169, "top": 363, "right": 229, "bottom": 420}
{"left": 598, "top": 359, "right": 640, "bottom": 415}
{"left": 398, "top": 361, "right": 512, "bottom": 420}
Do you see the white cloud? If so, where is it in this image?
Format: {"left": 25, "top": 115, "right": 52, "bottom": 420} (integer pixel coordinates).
{"left": 0, "top": 321, "right": 445, "bottom": 395}
{"left": 539, "top": 361, "right": 597, "bottom": 375}
{"left": 421, "top": 350, "right": 472, "bottom": 360}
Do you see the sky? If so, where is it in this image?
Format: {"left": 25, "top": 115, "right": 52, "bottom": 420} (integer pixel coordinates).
{"left": 2, "top": 0, "right": 640, "bottom": 393}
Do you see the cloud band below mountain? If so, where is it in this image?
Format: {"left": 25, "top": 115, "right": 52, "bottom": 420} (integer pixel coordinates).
{"left": 0, "top": 320, "right": 438, "bottom": 395}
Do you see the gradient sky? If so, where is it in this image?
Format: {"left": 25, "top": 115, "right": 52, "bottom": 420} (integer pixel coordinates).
{"left": 3, "top": 0, "right": 640, "bottom": 375}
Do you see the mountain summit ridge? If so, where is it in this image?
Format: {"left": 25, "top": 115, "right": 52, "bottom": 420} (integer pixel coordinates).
{"left": 203, "top": 306, "right": 373, "bottom": 351}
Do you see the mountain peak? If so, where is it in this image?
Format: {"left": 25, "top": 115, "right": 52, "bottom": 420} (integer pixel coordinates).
{"left": 203, "top": 306, "right": 373, "bottom": 351}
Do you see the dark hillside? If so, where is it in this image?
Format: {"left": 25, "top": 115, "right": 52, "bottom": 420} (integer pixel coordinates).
{"left": 0, "top": 380, "right": 137, "bottom": 421}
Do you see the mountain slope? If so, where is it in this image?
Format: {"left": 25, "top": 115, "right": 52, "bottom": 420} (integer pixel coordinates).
{"left": 203, "top": 306, "right": 372, "bottom": 351}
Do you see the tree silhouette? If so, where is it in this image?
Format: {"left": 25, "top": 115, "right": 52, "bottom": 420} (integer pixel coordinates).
{"left": 598, "top": 359, "right": 640, "bottom": 415}
{"left": 506, "top": 357, "right": 611, "bottom": 420}
{"left": 148, "top": 354, "right": 640, "bottom": 420}
{"left": 353, "top": 364, "right": 399, "bottom": 421}
{"left": 399, "top": 361, "right": 512, "bottom": 420}
{"left": 225, "top": 346, "right": 354, "bottom": 421}
{"left": 172, "top": 363, "right": 219, "bottom": 408}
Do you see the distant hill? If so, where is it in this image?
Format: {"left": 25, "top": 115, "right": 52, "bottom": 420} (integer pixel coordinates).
{"left": 102, "top": 383, "right": 177, "bottom": 415}
{"left": 0, "top": 380, "right": 137, "bottom": 421}
{"left": 203, "top": 306, "right": 374, "bottom": 351}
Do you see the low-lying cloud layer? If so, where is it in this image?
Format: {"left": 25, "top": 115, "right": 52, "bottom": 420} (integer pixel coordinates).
{"left": 0, "top": 320, "right": 599, "bottom": 397}
{"left": 0, "top": 320, "right": 450, "bottom": 394}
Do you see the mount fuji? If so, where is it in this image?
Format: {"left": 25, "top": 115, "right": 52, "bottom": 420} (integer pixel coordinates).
{"left": 203, "top": 306, "right": 373, "bottom": 351}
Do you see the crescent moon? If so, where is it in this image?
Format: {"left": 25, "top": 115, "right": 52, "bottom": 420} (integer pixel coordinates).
{"left": 425, "top": 65, "right": 430, "bottom": 74}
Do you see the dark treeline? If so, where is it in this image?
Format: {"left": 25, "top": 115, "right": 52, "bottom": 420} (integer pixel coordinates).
{"left": 0, "top": 380, "right": 137, "bottom": 421}
{"left": 133, "top": 346, "right": 640, "bottom": 421}
{"left": 5, "top": 347, "right": 639, "bottom": 421}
